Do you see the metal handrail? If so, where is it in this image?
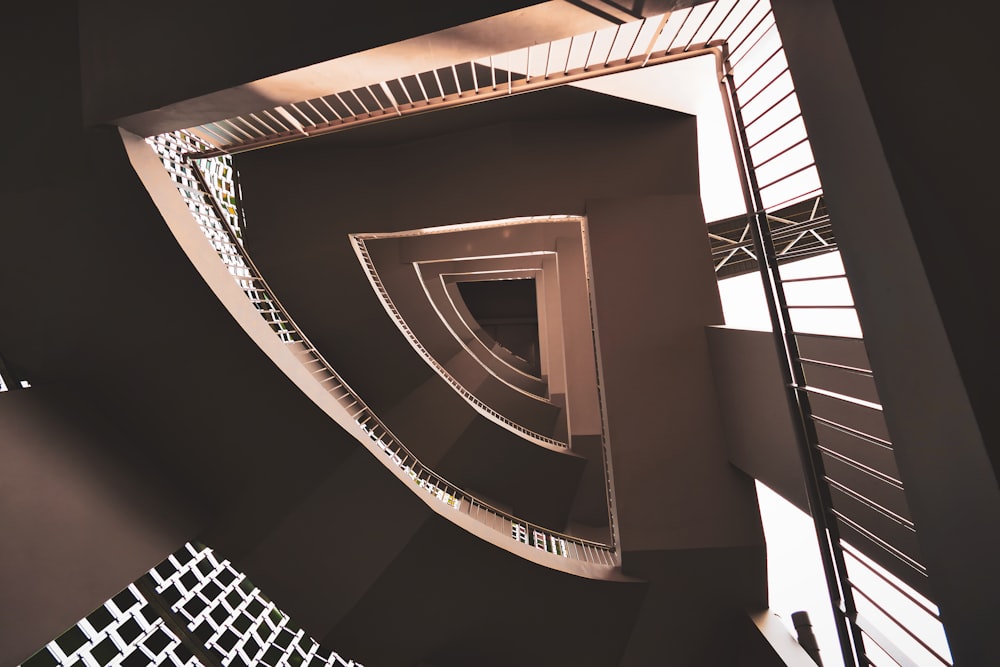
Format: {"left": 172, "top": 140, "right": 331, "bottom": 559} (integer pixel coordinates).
{"left": 184, "top": 17, "right": 729, "bottom": 159}
{"left": 147, "top": 130, "right": 617, "bottom": 568}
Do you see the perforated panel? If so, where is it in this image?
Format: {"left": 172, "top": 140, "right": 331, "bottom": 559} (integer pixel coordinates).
{"left": 20, "top": 543, "right": 361, "bottom": 667}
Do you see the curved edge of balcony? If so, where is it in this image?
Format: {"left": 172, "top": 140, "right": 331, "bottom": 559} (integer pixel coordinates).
{"left": 121, "top": 127, "right": 627, "bottom": 583}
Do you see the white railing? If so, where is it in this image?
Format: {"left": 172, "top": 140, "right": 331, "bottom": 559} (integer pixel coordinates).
{"left": 184, "top": 6, "right": 742, "bottom": 158}
{"left": 351, "top": 235, "right": 569, "bottom": 450}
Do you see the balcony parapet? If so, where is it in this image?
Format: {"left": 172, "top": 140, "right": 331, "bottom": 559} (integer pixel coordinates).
{"left": 124, "top": 128, "right": 624, "bottom": 579}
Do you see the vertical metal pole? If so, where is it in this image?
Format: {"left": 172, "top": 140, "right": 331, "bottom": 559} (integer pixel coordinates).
{"left": 718, "top": 46, "right": 865, "bottom": 667}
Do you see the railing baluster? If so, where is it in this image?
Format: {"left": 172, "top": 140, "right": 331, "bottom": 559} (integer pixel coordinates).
{"left": 583, "top": 31, "right": 597, "bottom": 70}
{"left": 604, "top": 25, "right": 621, "bottom": 66}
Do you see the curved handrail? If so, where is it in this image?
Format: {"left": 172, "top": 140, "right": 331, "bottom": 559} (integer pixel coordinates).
{"left": 145, "top": 130, "right": 617, "bottom": 568}
{"left": 432, "top": 270, "right": 550, "bottom": 397}
{"left": 352, "top": 237, "right": 569, "bottom": 450}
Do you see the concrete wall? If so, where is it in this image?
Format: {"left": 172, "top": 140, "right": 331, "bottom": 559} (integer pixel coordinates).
{"left": 1, "top": 8, "right": 377, "bottom": 659}
{"left": 587, "top": 195, "right": 764, "bottom": 564}
{"left": 706, "top": 326, "right": 807, "bottom": 512}
{"left": 0, "top": 389, "right": 197, "bottom": 667}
